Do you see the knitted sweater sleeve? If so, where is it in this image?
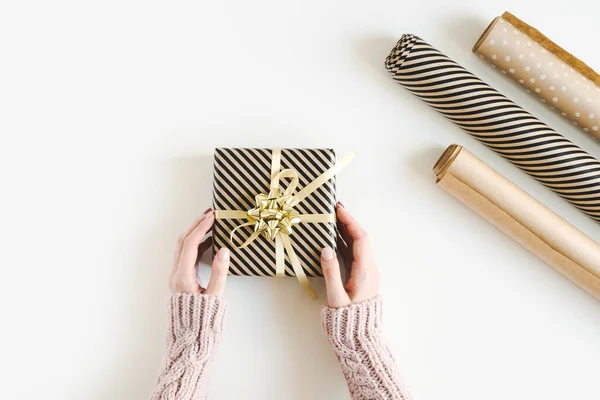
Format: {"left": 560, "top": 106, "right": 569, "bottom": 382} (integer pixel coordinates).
{"left": 151, "top": 293, "right": 227, "bottom": 400}
{"left": 321, "top": 297, "right": 412, "bottom": 400}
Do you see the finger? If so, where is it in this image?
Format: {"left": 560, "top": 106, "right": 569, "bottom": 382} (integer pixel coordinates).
{"left": 178, "top": 212, "right": 215, "bottom": 273}
{"left": 336, "top": 202, "right": 353, "bottom": 246}
{"left": 172, "top": 212, "right": 210, "bottom": 274}
{"left": 204, "top": 248, "right": 231, "bottom": 296}
{"left": 175, "top": 208, "right": 212, "bottom": 256}
{"left": 321, "top": 247, "right": 351, "bottom": 308}
{"left": 336, "top": 204, "right": 366, "bottom": 242}
{"left": 179, "top": 208, "right": 212, "bottom": 242}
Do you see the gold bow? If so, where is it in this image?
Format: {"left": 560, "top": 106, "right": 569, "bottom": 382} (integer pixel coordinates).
{"left": 215, "top": 149, "right": 356, "bottom": 299}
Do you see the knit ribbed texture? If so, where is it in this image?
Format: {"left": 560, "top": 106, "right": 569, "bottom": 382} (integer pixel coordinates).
{"left": 322, "top": 297, "right": 412, "bottom": 400}
{"left": 152, "top": 295, "right": 411, "bottom": 399}
{"left": 151, "top": 293, "right": 227, "bottom": 400}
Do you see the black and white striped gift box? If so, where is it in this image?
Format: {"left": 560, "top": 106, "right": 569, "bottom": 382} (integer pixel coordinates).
{"left": 211, "top": 148, "right": 337, "bottom": 277}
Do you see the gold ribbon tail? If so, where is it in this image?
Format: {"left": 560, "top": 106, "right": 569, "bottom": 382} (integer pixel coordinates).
{"left": 275, "top": 235, "right": 285, "bottom": 277}
{"left": 281, "top": 234, "right": 317, "bottom": 300}
{"left": 230, "top": 225, "right": 263, "bottom": 249}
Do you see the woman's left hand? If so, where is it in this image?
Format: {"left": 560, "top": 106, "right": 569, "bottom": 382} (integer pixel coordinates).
{"left": 170, "top": 209, "right": 231, "bottom": 296}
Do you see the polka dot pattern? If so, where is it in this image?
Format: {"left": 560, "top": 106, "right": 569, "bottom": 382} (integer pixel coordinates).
{"left": 475, "top": 17, "right": 600, "bottom": 139}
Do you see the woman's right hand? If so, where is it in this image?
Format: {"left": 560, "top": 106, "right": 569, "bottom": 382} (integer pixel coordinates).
{"left": 321, "top": 203, "right": 380, "bottom": 308}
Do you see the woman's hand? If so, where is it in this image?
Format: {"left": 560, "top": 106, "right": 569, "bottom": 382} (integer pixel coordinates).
{"left": 170, "top": 209, "right": 231, "bottom": 296}
{"left": 321, "top": 203, "right": 380, "bottom": 308}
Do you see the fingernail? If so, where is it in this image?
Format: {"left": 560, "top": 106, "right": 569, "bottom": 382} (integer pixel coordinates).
{"left": 205, "top": 211, "right": 215, "bottom": 220}
{"left": 203, "top": 208, "right": 212, "bottom": 215}
{"left": 337, "top": 201, "right": 345, "bottom": 209}
{"left": 321, "top": 247, "right": 335, "bottom": 260}
{"left": 217, "top": 248, "right": 230, "bottom": 261}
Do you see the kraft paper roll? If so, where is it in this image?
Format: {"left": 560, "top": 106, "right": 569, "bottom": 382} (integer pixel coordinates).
{"left": 385, "top": 34, "right": 600, "bottom": 222}
{"left": 473, "top": 12, "right": 600, "bottom": 139}
{"left": 434, "top": 144, "right": 600, "bottom": 301}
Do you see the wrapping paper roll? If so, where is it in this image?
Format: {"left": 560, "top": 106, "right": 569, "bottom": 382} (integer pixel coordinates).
{"left": 434, "top": 144, "right": 600, "bottom": 301}
{"left": 473, "top": 12, "right": 600, "bottom": 139}
{"left": 385, "top": 34, "right": 600, "bottom": 222}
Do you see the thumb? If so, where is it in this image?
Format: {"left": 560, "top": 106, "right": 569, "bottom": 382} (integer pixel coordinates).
{"left": 321, "top": 247, "right": 351, "bottom": 308}
{"left": 204, "top": 248, "right": 231, "bottom": 296}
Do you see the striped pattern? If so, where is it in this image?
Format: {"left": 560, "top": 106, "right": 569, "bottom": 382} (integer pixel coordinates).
{"left": 212, "top": 148, "right": 337, "bottom": 277}
{"left": 385, "top": 34, "right": 600, "bottom": 221}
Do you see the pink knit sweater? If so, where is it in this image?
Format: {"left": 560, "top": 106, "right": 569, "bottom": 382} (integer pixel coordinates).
{"left": 152, "top": 294, "right": 411, "bottom": 400}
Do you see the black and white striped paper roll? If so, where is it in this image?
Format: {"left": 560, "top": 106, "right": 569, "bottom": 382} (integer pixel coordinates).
{"left": 385, "top": 34, "right": 600, "bottom": 222}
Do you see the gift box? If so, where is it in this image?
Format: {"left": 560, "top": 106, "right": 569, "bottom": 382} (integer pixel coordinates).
{"left": 212, "top": 148, "right": 355, "bottom": 297}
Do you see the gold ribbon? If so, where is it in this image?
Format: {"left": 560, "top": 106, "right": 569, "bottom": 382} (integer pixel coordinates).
{"left": 215, "top": 149, "right": 357, "bottom": 299}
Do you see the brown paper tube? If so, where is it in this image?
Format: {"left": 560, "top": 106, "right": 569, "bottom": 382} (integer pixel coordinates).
{"left": 473, "top": 12, "right": 600, "bottom": 139}
{"left": 434, "top": 144, "right": 600, "bottom": 301}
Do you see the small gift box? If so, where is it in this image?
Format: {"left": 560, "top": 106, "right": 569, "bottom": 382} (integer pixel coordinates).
{"left": 212, "top": 148, "right": 355, "bottom": 297}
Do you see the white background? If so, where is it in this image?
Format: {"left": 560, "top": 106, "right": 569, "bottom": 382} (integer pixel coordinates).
{"left": 1, "top": 0, "right": 599, "bottom": 399}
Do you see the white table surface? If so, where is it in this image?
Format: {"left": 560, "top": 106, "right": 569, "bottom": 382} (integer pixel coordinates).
{"left": 2, "top": 0, "right": 600, "bottom": 399}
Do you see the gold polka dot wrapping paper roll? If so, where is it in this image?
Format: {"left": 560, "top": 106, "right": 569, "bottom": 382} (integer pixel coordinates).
{"left": 385, "top": 34, "right": 600, "bottom": 222}
{"left": 473, "top": 12, "right": 600, "bottom": 139}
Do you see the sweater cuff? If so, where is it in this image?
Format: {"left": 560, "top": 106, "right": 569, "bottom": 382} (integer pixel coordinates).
{"left": 169, "top": 293, "right": 227, "bottom": 339}
{"left": 321, "top": 296, "right": 383, "bottom": 347}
